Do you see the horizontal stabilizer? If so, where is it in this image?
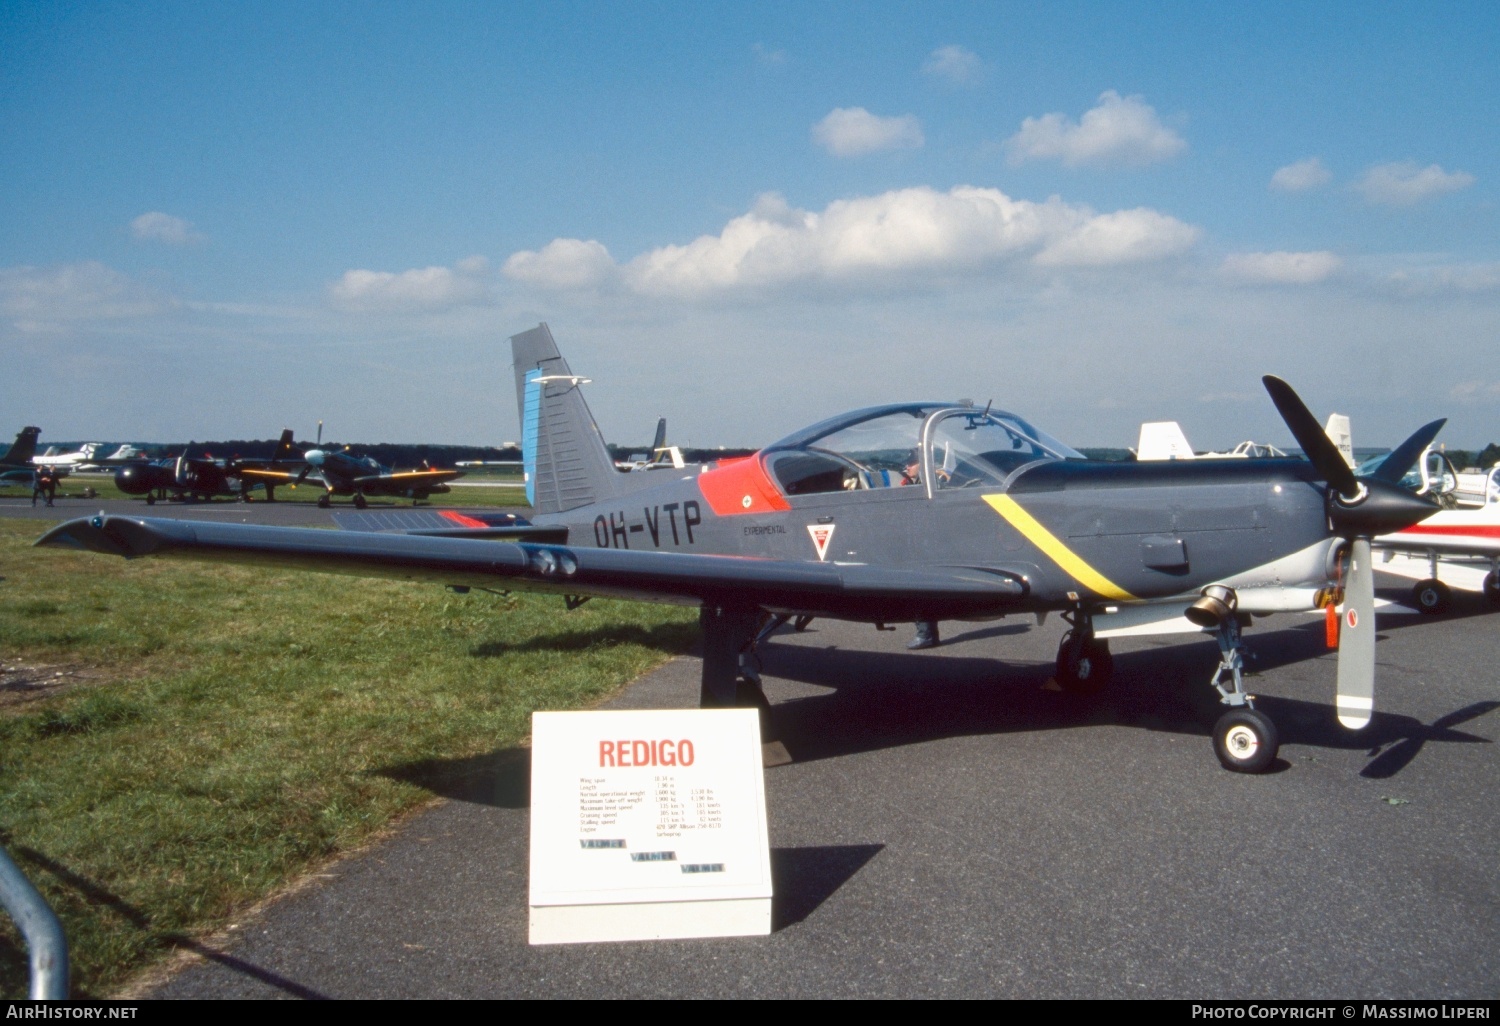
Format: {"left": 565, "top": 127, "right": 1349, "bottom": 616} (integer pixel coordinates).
{"left": 331, "top": 509, "right": 568, "bottom": 542}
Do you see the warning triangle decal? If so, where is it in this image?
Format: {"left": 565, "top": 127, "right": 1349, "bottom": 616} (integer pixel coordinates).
{"left": 807, "top": 523, "right": 835, "bottom": 561}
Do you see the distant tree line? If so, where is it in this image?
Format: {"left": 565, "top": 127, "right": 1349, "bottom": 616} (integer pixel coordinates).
{"left": 72, "top": 439, "right": 1500, "bottom": 472}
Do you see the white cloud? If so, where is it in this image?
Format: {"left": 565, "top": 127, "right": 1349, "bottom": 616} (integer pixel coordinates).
{"left": 511, "top": 187, "right": 1199, "bottom": 299}
{"left": 1270, "top": 158, "right": 1332, "bottom": 192}
{"left": 923, "top": 45, "right": 982, "bottom": 85}
{"left": 1034, "top": 209, "right": 1200, "bottom": 267}
{"left": 329, "top": 256, "right": 489, "bottom": 312}
{"left": 503, "top": 239, "right": 617, "bottom": 290}
{"left": 1356, "top": 162, "right": 1475, "bottom": 205}
{"left": 1449, "top": 381, "right": 1500, "bottom": 403}
{"left": 1386, "top": 261, "right": 1500, "bottom": 293}
{"left": 1005, "top": 90, "right": 1187, "bottom": 168}
{"left": 1221, "top": 250, "right": 1343, "bottom": 285}
{"left": 0, "top": 261, "right": 170, "bottom": 331}
{"left": 130, "top": 211, "right": 204, "bottom": 245}
{"left": 812, "top": 107, "right": 924, "bottom": 157}
{"left": 751, "top": 43, "right": 786, "bottom": 65}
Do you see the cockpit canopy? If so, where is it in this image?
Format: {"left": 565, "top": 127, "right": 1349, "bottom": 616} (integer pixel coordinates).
{"left": 762, "top": 403, "right": 1084, "bottom": 496}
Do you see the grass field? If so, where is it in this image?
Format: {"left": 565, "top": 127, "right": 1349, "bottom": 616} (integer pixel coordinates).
{"left": 1, "top": 467, "right": 530, "bottom": 509}
{"left": 0, "top": 515, "right": 698, "bottom": 997}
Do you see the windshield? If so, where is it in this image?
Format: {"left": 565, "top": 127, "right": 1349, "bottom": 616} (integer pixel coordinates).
{"left": 761, "top": 403, "right": 1083, "bottom": 496}
{"left": 926, "top": 408, "right": 1081, "bottom": 490}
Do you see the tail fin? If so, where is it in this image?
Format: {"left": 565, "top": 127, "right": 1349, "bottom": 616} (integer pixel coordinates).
{"left": 510, "top": 323, "right": 622, "bottom": 514}
{"left": 272, "top": 429, "right": 298, "bottom": 462}
{"left": 1136, "top": 421, "right": 1196, "bottom": 461}
{"left": 1323, "top": 414, "right": 1354, "bottom": 469}
{"left": 1, "top": 427, "right": 41, "bottom": 468}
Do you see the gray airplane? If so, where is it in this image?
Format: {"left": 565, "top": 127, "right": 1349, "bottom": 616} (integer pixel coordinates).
{"left": 37, "top": 326, "right": 1443, "bottom": 772}
{"left": 0, "top": 426, "right": 42, "bottom": 472}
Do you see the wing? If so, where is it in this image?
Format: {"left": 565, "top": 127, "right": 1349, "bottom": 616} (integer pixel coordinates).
{"left": 36, "top": 515, "right": 1027, "bottom": 620}
{"left": 351, "top": 469, "right": 461, "bottom": 486}
{"left": 236, "top": 467, "right": 304, "bottom": 484}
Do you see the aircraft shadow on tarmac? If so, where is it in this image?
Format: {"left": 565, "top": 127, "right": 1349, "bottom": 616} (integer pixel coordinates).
{"left": 753, "top": 586, "right": 1498, "bottom": 780}
{"left": 0, "top": 839, "right": 329, "bottom": 1000}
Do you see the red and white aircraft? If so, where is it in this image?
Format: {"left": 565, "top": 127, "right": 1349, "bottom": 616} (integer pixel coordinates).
{"left": 1376, "top": 464, "right": 1500, "bottom": 612}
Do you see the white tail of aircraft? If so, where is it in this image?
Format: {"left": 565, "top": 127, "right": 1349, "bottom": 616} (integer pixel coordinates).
{"left": 1136, "top": 421, "right": 1197, "bottom": 460}
{"left": 1323, "top": 413, "right": 1354, "bottom": 469}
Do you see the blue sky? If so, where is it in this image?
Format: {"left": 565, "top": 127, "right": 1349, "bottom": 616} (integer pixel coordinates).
{"left": 3, "top": 1, "right": 1497, "bottom": 451}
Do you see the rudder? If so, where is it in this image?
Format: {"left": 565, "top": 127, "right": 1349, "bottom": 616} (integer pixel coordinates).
{"left": 510, "top": 324, "right": 621, "bottom": 514}
{"left": 1, "top": 427, "right": 41, "bottom": 468}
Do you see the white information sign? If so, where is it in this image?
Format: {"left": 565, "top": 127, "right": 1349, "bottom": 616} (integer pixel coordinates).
{"left": 528, "top": 708, "right": 772, "bottom": 944}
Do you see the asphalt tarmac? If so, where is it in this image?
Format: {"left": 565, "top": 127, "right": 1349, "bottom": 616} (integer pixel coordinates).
{"left": 8, "top": 498, "right": 1499, "bottom": 998}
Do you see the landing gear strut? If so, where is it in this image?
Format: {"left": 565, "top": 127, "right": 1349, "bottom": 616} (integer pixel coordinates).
{"left": 1408, "top": 549, "right": 1451, "bottom": 614}
{"left": 1205, "top": 609, "right": 1280, "bottom": 773}
{"left": 1486, "top": 560, "right": 1500, "bottom": 606}
{"left": 698, "top": 607, "right": 790, "bottom": 766}
{"left": 1054, "top": 606, "right": 1112, "bottom": 693}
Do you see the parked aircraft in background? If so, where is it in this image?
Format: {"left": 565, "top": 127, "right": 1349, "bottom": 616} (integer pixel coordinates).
{"left": 115, "top": 454, "right": 239, "bottom": 504}
{"left": 1371, "top": 459, "right": 1500, "bottom": 611}
{"left": 237, "top": 427, "right": 460, "bottom": 508}
{"left": 113, "top": 431, "right": 302, "bottom": 504}
{"left": 40, "top": 325, "right": 1445, "bottom": 774}
{"left": 1135, "top": 415, "right": 1352, "bottom": 464}
{"left": 0, "top": 427, "right": 41, "bottom": 473}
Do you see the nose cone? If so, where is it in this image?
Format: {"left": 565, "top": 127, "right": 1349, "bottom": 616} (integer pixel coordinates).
{"left": 1329, "top": 478, "right": 1441, "bottom": 536}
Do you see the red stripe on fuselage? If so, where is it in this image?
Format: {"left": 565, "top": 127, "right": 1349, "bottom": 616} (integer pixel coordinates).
{"left": 697, "top": 454, "right": 791, "bottom": 516}
{"left": 1397, "top": 523, "right": 1500, "bottom": 538}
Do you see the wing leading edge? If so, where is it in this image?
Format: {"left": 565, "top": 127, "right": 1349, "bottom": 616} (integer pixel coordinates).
{"left": 36, "top": 515, "right": 1027, "bottom": 620}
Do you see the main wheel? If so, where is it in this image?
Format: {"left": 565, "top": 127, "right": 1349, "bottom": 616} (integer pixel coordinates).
{"left": 1213, "top": 708, "right": 1279, "bottom": 773}
{"left": 1412, "top": 578, "right": 1451, "bottom": 615}
{"left": 353, "top": 493, "right": 368, "bottom": 509}
{"left": 145, "top": 494, "right": 155, "bottom": 505}
{"left": 1484, "top": 571, "right": 1500, "bottom": 607}
{"left": 317, "top": 494, "right": 331, "bottom": 509}
{"left": 1055, "top": 632, "right": 1113, "bottom": 694}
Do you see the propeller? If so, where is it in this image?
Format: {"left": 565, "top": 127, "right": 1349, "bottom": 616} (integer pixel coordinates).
{"left": 1262, "top": 376, "right": 1444, "bottom": 729}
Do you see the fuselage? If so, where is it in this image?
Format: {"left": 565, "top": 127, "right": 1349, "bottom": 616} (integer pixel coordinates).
{"left": 527, "top": 402, "right": 1337, "bottom": 619}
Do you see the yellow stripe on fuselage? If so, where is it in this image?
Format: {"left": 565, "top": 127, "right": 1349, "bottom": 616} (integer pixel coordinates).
{"left": 982, "top": 493, "right": 1137, "bottom": 601}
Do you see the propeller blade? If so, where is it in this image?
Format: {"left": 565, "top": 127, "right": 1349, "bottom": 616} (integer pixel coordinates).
{"left": 1369, "top": 418, "right": 1447, "bottom": 484}
{"left": 295, "top": 465, "right": 312, "bottom": 485}
{"left": 1335, "top": 537, "right": 1376, "bottom": 730}
{"left": 1262, "top": 376, "right": 1360, "bottom": 499}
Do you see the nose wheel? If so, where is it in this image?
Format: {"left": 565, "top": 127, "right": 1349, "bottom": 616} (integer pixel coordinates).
{"left": 1205, "top": 608, "right": 1281, "bottom": 773}
{"left": 1213, "top": 708, "right": 1279, "bottom": 774}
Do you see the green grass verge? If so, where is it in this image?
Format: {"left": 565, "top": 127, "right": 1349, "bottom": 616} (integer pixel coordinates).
{"left": 6, "top": 468, "right": 530, "bottom": 509}
{"left": 0, "top": 517, "right": 697, "bottom": 996}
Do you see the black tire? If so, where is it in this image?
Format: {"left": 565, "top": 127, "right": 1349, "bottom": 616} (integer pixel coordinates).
{"left": 353, "top": 493, "right": 368, "bottom": 510}
{"left": 317, "top": 494, "right": 331, "bottom": 509}
{"left": 1213, "top": 708, "right": 1279, "bottom": 773}
{"left": 145, "top": 494, "right": 155, "bottom": 505}
{"left": 1484, "top": 571, "right": 1500, "bottom": 607}
{"left": 1412, "top": 579, "right": 1451, "bottom": 615}
{"left": 1055, "top": 632, "right": 1113, "bottom": 694}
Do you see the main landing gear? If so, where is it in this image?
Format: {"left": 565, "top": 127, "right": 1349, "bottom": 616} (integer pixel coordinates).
{"left": 698, "top": 606, "right": 792, "bottom": 766}
{"left": 1410, "top": 550, "right": 1452, "bottom": 614}
{"left": 1054, "top": 606, "right": 1113, "bottom": 694}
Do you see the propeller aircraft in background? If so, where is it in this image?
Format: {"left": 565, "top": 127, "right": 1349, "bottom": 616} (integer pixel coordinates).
{"left": 39, "top": 325, "right": 1445, "bottom": 773}
{"left": 114, "top": 430, "right": 303, "bottom": 504}
{"left": 236, "top": 423, "right": 463, "bottom": 509}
